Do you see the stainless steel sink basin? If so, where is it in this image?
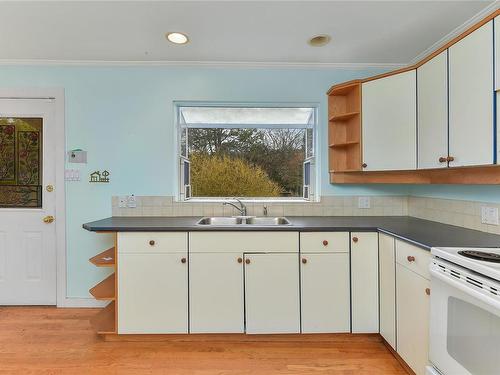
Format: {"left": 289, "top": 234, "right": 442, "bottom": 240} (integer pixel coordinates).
{"left": 197, "top": 217, "right": 244, "bottom": 225}
{"left": 196, "top": 216, "right": 291, "bottom": 226}
{"left": 245, "top": 217, "right": 291, "bottom": 225}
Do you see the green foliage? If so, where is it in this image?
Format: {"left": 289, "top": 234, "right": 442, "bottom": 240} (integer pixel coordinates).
{"left": 191, "top": 153, "right": 282, "bottom": 197}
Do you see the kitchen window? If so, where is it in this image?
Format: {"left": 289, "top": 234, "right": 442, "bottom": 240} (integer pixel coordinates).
{"left": 177, "top": 104, "right": 317, "bottom": 201}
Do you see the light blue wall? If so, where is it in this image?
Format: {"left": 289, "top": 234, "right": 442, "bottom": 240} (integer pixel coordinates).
{"left": 0, "top": 65, "right": 412, "bottom": 297}
{"left": 409, "top": 185, "right": 500, "bottom": 202}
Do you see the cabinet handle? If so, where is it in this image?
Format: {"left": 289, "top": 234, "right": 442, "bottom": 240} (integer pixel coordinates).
{"left": 425, "top": 288, "right": 431, "bottom": 296}
{"left": 352, "top": 237, "right": 358, "bottom": 243}
{"left": 245, "top": 258, "right": 251, "bottom": 265}
{"left": 322, "top": 240, "right": 329, "bottom": 246}
{"left": 302, "top": 258, "right": 307, "bottom": 264}
{"left": 439, "top": 157, "right": 447, "bottom": 163}
{"left": 237, "top": 257, "right": 243, "bottom": 264}
{"left": 407, "top": 256, "right": 416, "bottom": 262}
{"left": 447, "top": 156, "right": 455, "bottom": 162}
{"left": 149, "top": 240, "right": 155, "bottom": 246}
{"left": 181, "top": 257, "right": 187, "bottom": 264}
{"left": 362, "top": 163, "right": 367, "bottom": 168}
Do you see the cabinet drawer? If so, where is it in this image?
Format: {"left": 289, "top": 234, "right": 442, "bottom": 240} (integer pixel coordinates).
{"left": 189, "top": 232, "right": 299, "bottom": 253}
{"left": 300, "top": 232, "right": 349, "bottom": 253}
{"left": 396, "top": 240, "right": 431, "bottom": 280}
{"left": 118, "top": 232, "right": 188, "bottom": 254}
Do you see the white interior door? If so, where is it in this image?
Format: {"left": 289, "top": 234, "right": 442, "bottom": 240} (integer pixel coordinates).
{"left": 0, "top": 99, "right": 57, "bottom": 305}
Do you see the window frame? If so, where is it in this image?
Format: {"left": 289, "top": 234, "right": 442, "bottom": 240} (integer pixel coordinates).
{"left": 174, "top": 101, "right": 320, "bottom": 203}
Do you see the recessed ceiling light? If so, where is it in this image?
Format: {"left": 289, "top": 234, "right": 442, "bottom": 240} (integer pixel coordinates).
{"left": 166, "top": 32, "right": 189, "bottom": 45}
{"left": 308, "top": 34, "right": 331, "bottom": 47}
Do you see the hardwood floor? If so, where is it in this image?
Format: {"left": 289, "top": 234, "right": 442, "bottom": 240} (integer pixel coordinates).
{"left": 0, "top": 307, "right": 407, "bottom": 375}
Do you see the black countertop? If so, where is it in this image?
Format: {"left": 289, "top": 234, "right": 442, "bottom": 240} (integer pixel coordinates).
{"left": 83, "top": 216, "right": 500, "bottom": 251}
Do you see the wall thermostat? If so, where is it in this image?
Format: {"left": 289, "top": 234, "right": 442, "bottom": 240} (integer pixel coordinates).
{"left": 67, "top": 149, "right": 87, "bottom": 163}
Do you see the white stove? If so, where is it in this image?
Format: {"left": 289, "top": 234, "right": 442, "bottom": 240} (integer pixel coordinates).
{"left": 431, "top": 246, "right": 500, "bottom": 281}
{"left": 427, "top": 247, "right": 500, "bottom": 375}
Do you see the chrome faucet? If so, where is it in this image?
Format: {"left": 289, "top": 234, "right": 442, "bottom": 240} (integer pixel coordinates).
{"left": 223, "top": 198, "right": 247, "bottom": 216}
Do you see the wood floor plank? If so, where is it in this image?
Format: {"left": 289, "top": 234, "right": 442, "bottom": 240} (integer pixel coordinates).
{"left": 0, "top": 307, "right": 408, "bottom": 375}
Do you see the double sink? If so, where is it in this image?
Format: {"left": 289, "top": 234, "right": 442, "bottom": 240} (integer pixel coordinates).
{"left": 197, "top": 216, "right": 291, "bottom": 226}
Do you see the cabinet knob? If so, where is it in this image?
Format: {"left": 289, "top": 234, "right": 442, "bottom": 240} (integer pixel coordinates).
{"left": 237, "top": 257, "right": 243, "bottom": 264}
{"left": 245, "top": 258, "right": 251, "bottom": 265}
{"left": 425, "top": 288, "right": 431, "bottom": 296}
{"left": 352, "top": 237, "right": 358, "bottom": 243}
{"left": 407, "top": 255, "right": 416, "bottom": 262}
{"left": 447, "top": 156, "right": 455, "bottom": 162}
{"left": 149, "top": 240, "right": 155, "bottom": 246}
{"left": 439, "top": 157, "right": 447, "bottom": 163}
{"left": 181, "top": 257, "right": 187, "bottom": 264}
{"left": 302, "top": 258, "right": 307, "bottom": 264}
{"left": 322, "top": 240, "right": 329, "bottom": 246}
{"left": 362, "top": 163, "right": 367, "bottom": 168}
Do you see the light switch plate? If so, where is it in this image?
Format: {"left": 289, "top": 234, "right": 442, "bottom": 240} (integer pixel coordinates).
{"left": 126, "top": 195, "right": 137, "bottom": 208}
{"left": 358, "top": 197, "right": 371, "bottom": 209}
{"left": 64, "top": 169, "right": 80, "bottom": 181}
{"left": 118, "top": 196, "right": 127, "bottom": 208}
{"left": 481, "top": 206, "right": 499, "bottom": 225}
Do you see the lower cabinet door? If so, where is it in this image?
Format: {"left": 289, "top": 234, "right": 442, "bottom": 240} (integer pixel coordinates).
{"left": 189, "top": 252, "right": 244, "bottom": 333}
{"left": 397, "top": 264, "right": 430, "bottom": 375}
{"left": 379, "top": 233, "right": 396, "bottom": 349}
{"left": 118, "top": 253, "right": 188, "bottom": 334}
{"left": 300, "top": 253, "right": 350, "bottom": 333}
{"left": 244, "top": 253, "right": 300, "bottom": 334}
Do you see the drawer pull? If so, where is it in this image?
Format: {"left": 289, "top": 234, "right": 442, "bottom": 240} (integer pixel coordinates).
{"left": 352, "top": 237, "right": 358, "bottom": 243}
{"left": 407, "top": 256, "right": 416, "bottom": 262}
{"left": 322, "top": 240, "right": 329, "bottom": 246}
{"left": 245, "top": 258, "right": 251, "bottom": 265}
{"left": 181, "top": 257, "right": 187, "bottom": 264}
{"left": 425, "top": 288, "right": 431, "bottom": 296}
{"left": 149, "top": 240, "right": 155, "bottom": 246}
{"left": 302, "top": 258, "right": 307, "bottom": 264}
{"left": 237, "top": 257, "right": 243, "bottom": 264}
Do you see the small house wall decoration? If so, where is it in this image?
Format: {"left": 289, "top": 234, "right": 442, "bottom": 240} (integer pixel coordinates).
{"left": 89, "top": 170, "right": 110, "bottom": 183}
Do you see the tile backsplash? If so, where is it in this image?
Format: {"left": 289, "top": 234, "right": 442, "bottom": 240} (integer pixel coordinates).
{"left": 111, "top": 196, "right": 408, "bottom": 217}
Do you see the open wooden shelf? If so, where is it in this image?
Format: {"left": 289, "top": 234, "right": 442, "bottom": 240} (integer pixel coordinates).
{"left": 89, "top": 274, "right": 115, "bottom": 301}
{"left": 90, "top": 301, "right": 116, "bottom": 334}
{"left": 328, "top": 82, "right": 362, "bottom": 173}
{"left": 89, "top": 247, "right": 115, "bottom": 267}
{"left": 329, "top": 111, "right": 360, "bottom": 122}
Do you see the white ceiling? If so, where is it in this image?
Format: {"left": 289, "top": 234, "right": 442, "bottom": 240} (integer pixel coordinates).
{"left": 0, "top": 1, "right": 496, "bottom": 66}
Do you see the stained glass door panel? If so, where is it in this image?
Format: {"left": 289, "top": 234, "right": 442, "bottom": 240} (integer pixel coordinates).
{"left": 0, "top": 118, "right": 42, "bottom": 208}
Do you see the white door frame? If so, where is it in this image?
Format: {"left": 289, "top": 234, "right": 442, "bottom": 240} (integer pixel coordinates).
{"left": 0, "top": 88, "right": 66, "bottom": 307}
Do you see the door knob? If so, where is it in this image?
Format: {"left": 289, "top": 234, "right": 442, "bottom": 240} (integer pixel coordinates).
{"left": 407, "top": 256, "right": 416, "bottom": 262}
{"left": 352, "top": 237, "right": 358, "bottom": 243}
{"left": 237, "top": 257, "right": 243, "bottom": 263}
{"left": 425, "top": 288, "right": 431, "bottom": 296}
{"left": 245, "top": 258, "right": 251, "bottom": 264}
{"left": 46, "top": 185, "right": 54, "bottom": 192}
{"left": 447, "top": 156, "right": 455, "bottom": 162}
{"left": 181, "top": 257, "right": 187, "bottom": 264}
{"left": 302, "top": 258, "right": 307, "bottom": 264}
{"left": 43, "top": 215, "right": 55, "bottom": 224}
{"left": 438, "top": 157, "right": 447, "bottom": 163}
{"left": 322, "top": 240, "right": 329, "bottom": 246}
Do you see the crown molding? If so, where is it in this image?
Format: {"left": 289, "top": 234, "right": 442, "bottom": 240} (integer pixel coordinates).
{"left": 0, "top": 59, "right": 407, "bottom": 70}
{"left": 409, "top": 1, "right": 500, "bottom": 65}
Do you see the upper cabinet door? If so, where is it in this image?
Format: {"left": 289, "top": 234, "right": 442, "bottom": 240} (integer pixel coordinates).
{"left": 362, "top": 70, "right": 417, "bottom": 171}
{"left": 449, "top": 21, "right": 494, "bottom": 167}
{"left": 417, "top": 51, "right": 449, "bottom": 169}
{"left": 495, "top": 16, "right": 500, "bottom": 91}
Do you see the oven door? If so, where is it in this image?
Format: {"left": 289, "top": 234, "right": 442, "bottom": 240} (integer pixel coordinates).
{"left": 429, "top": 261, "right": 500, "bottom": 375}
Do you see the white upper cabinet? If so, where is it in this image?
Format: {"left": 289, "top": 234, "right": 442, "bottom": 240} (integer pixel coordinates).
{"left": 449, "top": 21, "right": 494, "bottom": 167}
{"left": 362, "top": 70, "right": 417, "bottom": 171}
{"left": 417, "top": 51, "right": 449, "bottom": 169}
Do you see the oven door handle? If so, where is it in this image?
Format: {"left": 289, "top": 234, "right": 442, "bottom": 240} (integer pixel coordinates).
{"left": 430, "top": 266, "right": 500, "bottom": 312}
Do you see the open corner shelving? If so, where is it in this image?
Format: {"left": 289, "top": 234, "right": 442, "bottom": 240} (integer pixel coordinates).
{"left": 327, "top": 81, "right": 362, "bottom": 173}
{"left": 89, "top": 240, "right": 117, "bottom": 335}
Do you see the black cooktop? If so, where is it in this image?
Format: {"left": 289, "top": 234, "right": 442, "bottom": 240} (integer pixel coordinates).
{"left": 458, "top": 250, "right": 500, "bottom": 263}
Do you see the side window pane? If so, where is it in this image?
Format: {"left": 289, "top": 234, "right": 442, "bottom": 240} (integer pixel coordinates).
{"left": 0, "top": 118, "right": 42, "bottom": 208}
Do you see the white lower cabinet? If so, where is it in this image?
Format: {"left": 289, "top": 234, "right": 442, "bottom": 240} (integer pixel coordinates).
{"left": 300, "top": 253, "right": 350, "bottom": 333}
{"left": 244, "top": 253, "right": 300, "bottom": 334}
{"left": 189, "top": 252, "right": 244, "bottom": 333}
{"left": 351, "top": 232, "right": 379, "bottom": 333}
{"left": 379, "top": 233, "right": 396, "bottom": 349}
{"left": 396, "top": 263, "right": 430, "bottom": 375}
{"left": 118, "top": 252, "right": 188, "bottom": 334}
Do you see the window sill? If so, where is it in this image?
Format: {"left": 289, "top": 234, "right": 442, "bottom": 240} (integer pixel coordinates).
{"left": 179, "top": 198, "right": 318, "bottom": 204}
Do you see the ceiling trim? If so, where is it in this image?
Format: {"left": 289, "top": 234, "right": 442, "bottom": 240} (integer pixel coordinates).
{"left": 409, "top": 0, "right": 500, "bottom": 65}
{"left": 0, "top": 59, "right": 407, "bottom": 70}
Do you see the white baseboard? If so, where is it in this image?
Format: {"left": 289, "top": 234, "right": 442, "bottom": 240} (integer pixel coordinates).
{"left": 58, "top": 298, "right": 107, "bottom": 308}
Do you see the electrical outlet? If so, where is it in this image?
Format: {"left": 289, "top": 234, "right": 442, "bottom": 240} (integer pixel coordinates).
{"left": 118, "top": 196, "right": 127, "bottom": 208}
{"left": 358, "top": 197, "right": 371, "bottom": 209}
{"left": 481, "top": 206, "right": 499, "bottom": 225}
{"left": 126, "top": 195, "right": 137, "bottom": 208}
{"left": 65, "top": 169, "right": 80, "bottom": 181}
